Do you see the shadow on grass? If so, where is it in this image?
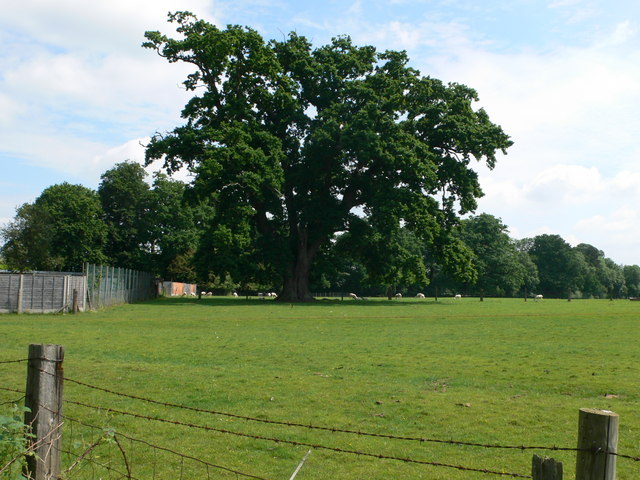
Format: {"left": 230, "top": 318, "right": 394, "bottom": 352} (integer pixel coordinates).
{"left": 145, "top": 296, "right": 449, "bottom": 308}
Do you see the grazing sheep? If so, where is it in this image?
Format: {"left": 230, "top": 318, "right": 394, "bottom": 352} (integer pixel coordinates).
{"left": 454, "top": 294, "right": 462, "bottom": 299}
{"left": 349, "top": 292, "right": 362, "bottom": 300}
{"left": 394, "top": 293, "right": 402, "bottom": 299}
{"left": 416, "top": 293, "right": 425, "bottom": 298}
{"left": 232, "top": 292, "right": 238, "bottom": 297}
{"left": 534, "top": 294, "right": 543, "bottom": 301}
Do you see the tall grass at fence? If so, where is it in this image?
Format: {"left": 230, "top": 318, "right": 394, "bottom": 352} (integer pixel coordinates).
{"left": 1, "top": 297, "right": 639, "bottom": 479}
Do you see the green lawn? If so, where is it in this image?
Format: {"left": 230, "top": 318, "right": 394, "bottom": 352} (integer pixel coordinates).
{"left": 1, "top": 297, "right": 639, "bottom": 479}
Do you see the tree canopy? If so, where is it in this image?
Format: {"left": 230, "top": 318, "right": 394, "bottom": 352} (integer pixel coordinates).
{"left": 1, "top": 183, "right": 106, "bottom": 271}
{"left": 143, "top": 12, "right": 513, "bottom": 301}
{"left": 457, "top": 214, "right": 532, "bottom": 298}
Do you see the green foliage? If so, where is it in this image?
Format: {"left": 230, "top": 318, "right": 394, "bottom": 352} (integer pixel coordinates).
{"left": 99, "top": 162, "right": 150, "bottom": 270}
{"left": 456, "top": 214, "right": 531, "bottom": 296}
{"left": 142, "top": 172, "right": 205, "bottom": 281}
{"left": 623, "top": 265, "right": 640, "bottom": 297}
{"left": 1, "top": 183, "right": 107, "bottom": 272}
{"left": 529, "top": 234, "right": 584, "bottom": 297}
{"left": 143, "top": 13, "right": 512, "bottom": 300}
{"left": 98, "top": 163, "right": 208, "bottom": 281}
{"left": 0, "top": 405, "right": 32, "bottom": 480}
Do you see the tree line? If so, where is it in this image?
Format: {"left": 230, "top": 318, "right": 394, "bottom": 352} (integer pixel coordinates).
{"left": 1, "top": 161, "right": 638, "bottom": 299}
{"left": 3, "top": 14, "right": 639, "bottom": 301}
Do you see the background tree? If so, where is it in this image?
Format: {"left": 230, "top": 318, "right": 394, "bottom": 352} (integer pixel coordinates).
{"left": 512, "top": 238, "right": 540, "bottom": 299}
{"left": 141, "top": 173, "right": 202, "bottom": 281}
{"left": 98, "top": 162, "right": 150, "bottom": 270}
{"left": 143, "top": 13, "right": 512, "bottom": 301}
{"left": 456, "top": 214, "right": 526, "bottom": 298}
{"left": 1, "top": 203, "right": 54, "bottom": 271}
{"left": 1, "top": 183, "right": 106, "bottom": 271}
{"left": 529, "top": 234, "right": 586, "bottom": 298}
{"left": 601, "top": 258, "right": 626, "bottom": 299}
{"left": 623, "top": 265, "right": 640, "bottom": 297}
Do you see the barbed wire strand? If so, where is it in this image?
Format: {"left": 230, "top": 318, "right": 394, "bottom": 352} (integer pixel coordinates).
{"left": 66, "top": 398, "right": 531, "bottom": 479}
{"left": 7, "top": 371, "right": 640, "bottom": 464}
{"left": 0, "top": 396, "right": 24, "bottom": 406}
{"left": 0, "top": 358, "right": 63, "bottom": 364}
{"left": 51, "top": 410, "right": 273, "bottom": 480}
{"left": 0, "top": 359, "right": 29, "bottom": 364}
{"left": 58, "top": 373, "right": 578, "bottom": 454}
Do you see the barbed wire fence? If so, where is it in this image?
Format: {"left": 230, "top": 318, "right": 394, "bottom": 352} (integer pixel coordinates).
{"left": 1, "top": 349, "right": 637, "bottom": 480}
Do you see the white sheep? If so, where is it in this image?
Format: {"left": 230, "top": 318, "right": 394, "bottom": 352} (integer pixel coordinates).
{"left": 394, "top": 293, "right": 402, "bottom": 299}
{"left": 416, "top": 293, "right": 425, "bottom": 298}
{"left": 349, "top": 293, "right": 362, "bottom": 300}
{"left": 454, "top": 294, "right": 462, "bottom": 299}
{"left": 534, "top": 294, "right": 543, "bottom": 301}
{"left": 232, "top": 292, "right": 238, "bottom": 297}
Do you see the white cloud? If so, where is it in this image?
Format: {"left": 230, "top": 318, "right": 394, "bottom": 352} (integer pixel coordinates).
{"left": 524, "top": 165, "right": 603, "bottom": 205}
{"left": 0, "top": 0, "right": 212, "bottom": 191}
{"left": 0, "top": 0, "right": 215, "bottom": 55}
{"left": 0, "top": 94, "right": 19, "bottom": 126}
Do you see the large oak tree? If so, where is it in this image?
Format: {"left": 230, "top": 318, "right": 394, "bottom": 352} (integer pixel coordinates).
{"left": 143, "top": 13, "right": 512, "bottom": 301}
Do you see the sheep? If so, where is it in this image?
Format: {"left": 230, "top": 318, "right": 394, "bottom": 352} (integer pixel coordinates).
{"left": 232, "top": 292, "right": 238, "bottom": 297}
{"left": 534, "top": 294, "right": 543, "bottom": 301}
{"left": 394, "top": 293, "right": 402, "bottom": 299}
{"left": 349, "top": 293, "right": 362, "bottom": 300}
{"left": 416, "top": 293, "right": 425, "bottom": 298}
{"left": 454, "top": 294, "right": 462, "bottom": 299}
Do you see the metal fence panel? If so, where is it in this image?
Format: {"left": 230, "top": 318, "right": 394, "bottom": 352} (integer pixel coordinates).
{"left": 85, "top": 264, "right": 155, "bottom": 310}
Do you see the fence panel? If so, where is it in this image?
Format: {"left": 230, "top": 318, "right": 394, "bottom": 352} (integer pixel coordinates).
{"left": 0, "top": 273, "right": 86, "bottom": 314}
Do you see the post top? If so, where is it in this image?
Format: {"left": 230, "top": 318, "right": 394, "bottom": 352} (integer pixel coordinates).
{"left": 579, "top": 407, "right": 619, "bottom": 417}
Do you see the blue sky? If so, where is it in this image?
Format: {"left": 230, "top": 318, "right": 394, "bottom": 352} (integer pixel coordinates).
{"left": 2, "top": 0, "right": 640, "bottom": 265}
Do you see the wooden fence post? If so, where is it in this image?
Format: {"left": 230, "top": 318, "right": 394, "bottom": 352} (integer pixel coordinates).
{"left": 24, "top": 344, "right": 64, "bottom": 480}
{"left": 576, "top": 408, "right": 618, "bottom": 480}
{"left": 532, "top": 455, "right": 562, "bottom": 479}
{"left": 17, "top": 274, "right": 24, "bottom": 314}
{"left": 72, "top": 289, "right": 79, "bottom": 313}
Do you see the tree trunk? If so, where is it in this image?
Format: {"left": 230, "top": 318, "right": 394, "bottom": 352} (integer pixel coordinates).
{"left": 278, "top": 232, "right": 318, "bottom": 302}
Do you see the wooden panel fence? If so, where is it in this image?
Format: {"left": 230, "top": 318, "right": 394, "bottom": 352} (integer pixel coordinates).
{"left": 0, "top": 264, "right": 155, "bottom": 313}
{"left": 0, "top": 272, "right": 86, "bottom": 314}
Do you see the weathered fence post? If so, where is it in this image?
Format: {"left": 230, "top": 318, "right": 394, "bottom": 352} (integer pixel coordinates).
{"left": 17, "top": 274, "right": 24, "bottom": 314}
{"left": 532, "top": 454, "right": 563, "bottom": 479}
{"left": 72, "top": 289, "right": 79, "bottom": 313}
{"left": 576, "top": 408, "right": 618, "bottom": 480}
{"left": 24, "top": 344, "right": 64, "bottom": 480}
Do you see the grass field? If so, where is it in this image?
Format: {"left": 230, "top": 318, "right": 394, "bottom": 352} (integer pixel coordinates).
{"left": 1, "top": 297, "right": 639, "bottom": 479}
